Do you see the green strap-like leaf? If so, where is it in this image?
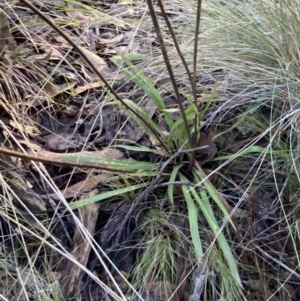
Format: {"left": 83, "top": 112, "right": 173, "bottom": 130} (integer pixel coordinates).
{"left": 192, "top": 188, "right": 242, "bottom": 287}
{"left": 179, "top": 172, "right": 203, "bottom": 259}
{"left": 168, "top": 164, "right": 183, "bottom": 204}
{"left": 69, "top": 182, "right": 147, "bottom": 209}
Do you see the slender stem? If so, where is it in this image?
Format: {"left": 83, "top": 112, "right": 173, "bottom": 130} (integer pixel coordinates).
{"left": 156, "top": 0, "right": 193, "bottom": 85}
{"left": 146, "top": 0, "right": 193, "bottom": 150}
{"left": 190, "top": 0, "right": 203, "bottom": 169}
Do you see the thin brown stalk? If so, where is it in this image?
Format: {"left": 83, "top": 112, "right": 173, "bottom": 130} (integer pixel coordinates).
{"left": 146, "top": 0, "right": 193, "bottom": 150}
{"left": 156, "top": 0, "right": 193, "bottom": 86}
{"left": 192, "top": 0, "right": 203, "bottom": 155}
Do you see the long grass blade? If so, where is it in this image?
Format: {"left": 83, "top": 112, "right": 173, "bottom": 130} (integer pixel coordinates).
{"left": 191, "top": 187, "right": 242, "bottom": 287}
{"left": 168, "top": 164, "right": 182, "bottom": 204}
{"left": 179, "top": 172, "right": 203, "bottom": 259}
{"left": 193, "top": 167, "right": 235, "bottom": 229}
{"left": 69, "top": 182, "right": 147, "bottom": 209}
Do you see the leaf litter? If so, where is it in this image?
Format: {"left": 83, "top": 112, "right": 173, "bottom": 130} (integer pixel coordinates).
{"left": 0, "top": 1, "right": 298, "bottom": 301}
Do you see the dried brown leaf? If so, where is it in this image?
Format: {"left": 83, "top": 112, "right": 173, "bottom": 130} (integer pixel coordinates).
{"left": 9, "top": 119, "right": 40, "bottom": 137}
{"left": 61, "top": 177, "right": 99, "bottom": 199}
{"left": 73, "top": 81, "right": 102, "bottom": 96}
{"left": 46, "top": 174, "right": 113, "bottom": 201}
{"left": 31, "top": 45, "right": 63, "bottom": 61}
{"left": 43, "top": 132, "right": 85, "bottom": 150}
{"left": 98, "top": 34, "right": 124, "bottom": 45}
{"left": 43, "top": 82, "right": 57, "bottom": 97}
{"left": 60, "top": 105, "right": 78, "bottom": 117}
{"left": 197, "top": 133, "right": 217, "bottom": 164}
{"left": 78, "top": 45, "right": 112, "bottom": 76}
{"left": 66, "top": 10, "right": 91, "bottom": 22}
{"left": 47, "top": 81, "right": 75, "bottom": 100}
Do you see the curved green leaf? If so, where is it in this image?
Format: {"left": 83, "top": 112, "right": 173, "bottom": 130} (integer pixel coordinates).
{"left": 168, "top": 164, "right": 182, "bottom": 204}
{"left": 191, "top": 188, "right": 242, "bottom": 287}
{"left": 69, "top": 182, "right": 147, "bottom": 209}
{"left": 179, "top": 172, "right": 203, "bottom": 259}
